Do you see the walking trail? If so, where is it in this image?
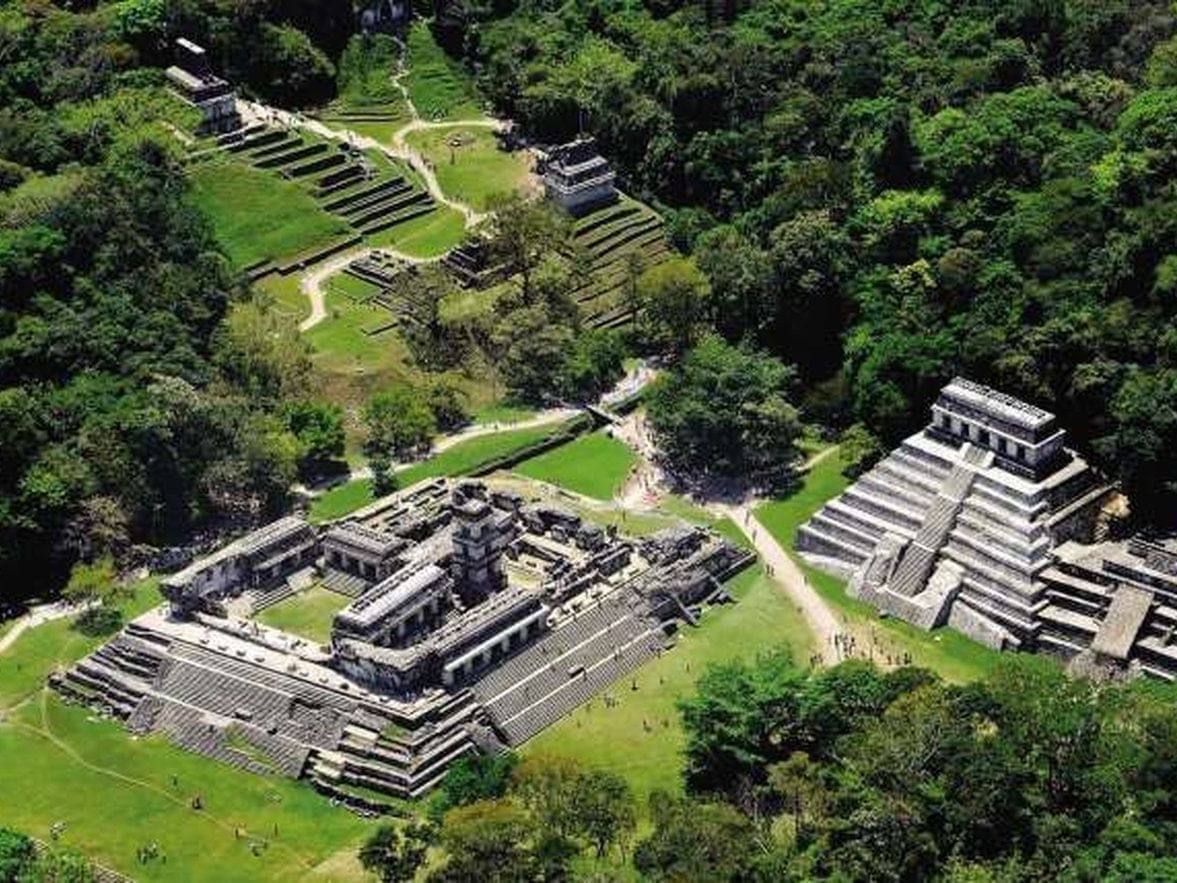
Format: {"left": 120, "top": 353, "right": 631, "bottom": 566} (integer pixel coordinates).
{"left": 0, "top": 599, "right": 94, "bottom": 656}
{"left": 609, "top": 416, "right": 855, "bottom": 661}
{"left": 241, "top": 44, "right": 507, "bottom": 236}
{"left": 320, "top": 359, "right": 657, "bottom": 490}
{"left": 244, "top": 48, "right": 514, "bottom": 331}
{"left": 296, "top": 242, "right": 443, "bottom": 332}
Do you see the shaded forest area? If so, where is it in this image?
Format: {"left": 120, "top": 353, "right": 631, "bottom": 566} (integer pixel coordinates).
{"left": 0, "top": 0, "right": 361, "bottom": 599}
{"left": 443, "top": 0, "right": 1177, "bottom": 519}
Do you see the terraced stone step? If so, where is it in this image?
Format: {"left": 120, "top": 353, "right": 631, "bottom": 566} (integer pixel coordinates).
{"left": 254, "top": 142, "right": 325, "bottom": 169}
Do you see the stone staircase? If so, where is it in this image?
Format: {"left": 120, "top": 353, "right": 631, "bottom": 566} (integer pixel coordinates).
{"left": 888, "top": 445, "right": 989, "bottom": 597}
{"left": 469, "top": 591, "right": 667, "bottom": 745}
{"left": 321, "top": 569, "right": 372, "bottom": 598}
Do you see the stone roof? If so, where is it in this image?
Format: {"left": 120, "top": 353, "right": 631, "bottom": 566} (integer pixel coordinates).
{"left": 323, "top": 521, "right": 404, "bottom": 557}
{"left": 430, "top": 585, "right": 540, "bottom": 656}
{"left": 939, "top": 378, "right": 1054, "bottom": 431}
{"left": 337, "top": 563, "right": 450, "bottom": 629}
{"left": 1092, "top": 585, "right": 1153, "bottom": 660}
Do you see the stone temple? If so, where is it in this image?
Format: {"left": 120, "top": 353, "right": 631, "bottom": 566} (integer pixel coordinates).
{"left": 165, "top": 38, "right": 241, "bottom": 135}
{"left": 798, "top": 378, "right": 1113, "bottom": 651}
{"left": 542, "top": 137, "right": 618, "bottom": 217}
{"left": 54, "top": 479, "right": 751, "bottom": 804}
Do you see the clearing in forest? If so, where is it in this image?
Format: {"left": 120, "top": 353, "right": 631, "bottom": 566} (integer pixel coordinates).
{"left": 405, "top": 126, "right": 534, "bottom": 212}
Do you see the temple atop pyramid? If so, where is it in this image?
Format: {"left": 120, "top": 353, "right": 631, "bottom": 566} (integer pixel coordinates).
{"left": 798, "top": 378, "right": 1114, "bottom": 652}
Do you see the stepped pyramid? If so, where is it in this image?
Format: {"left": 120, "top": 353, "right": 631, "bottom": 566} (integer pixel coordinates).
{"left": 798, "top": 378, "right": 1113, "bottom": 649}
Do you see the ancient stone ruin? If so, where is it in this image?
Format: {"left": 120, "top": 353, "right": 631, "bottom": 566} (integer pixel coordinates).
{"left": 541, "top": 137, "right": 619, "bottom": 217}
{"left": 165, "top": 38, "right": 241, "bottom": 135}
{"left": 799, "top": 378, "right": 1116, "bottom": 653}
{"left": 54, "top": 479, "right": 751, "bottom": 803}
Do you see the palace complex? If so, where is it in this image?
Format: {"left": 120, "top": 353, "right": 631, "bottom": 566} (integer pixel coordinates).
{"left": 53, "top": 479, "right": 751, "bottom": 803}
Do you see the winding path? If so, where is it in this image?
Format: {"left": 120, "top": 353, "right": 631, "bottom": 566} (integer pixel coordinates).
{"left": 297, "top": 246, "right": 370, "bottom": 332}
{"left": 243, "top": 49, "right": 516, "bottom": 330}
{"left": 0, "top": 600, "right": 94, "bottom": 656}
{"left": 297, "top": 242, "right": 449, "bottom": 332}
{"left": 606, "top": 412, "right": 852, "bottom": 661}
{"left": 717, "top": 496, "right": 847, "bottom": 662}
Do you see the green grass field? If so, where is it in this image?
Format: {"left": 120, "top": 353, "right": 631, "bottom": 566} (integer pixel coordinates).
{"left": 0, "top": 582, "right": 376, "bottom": 881}
{"left": 404, "top": 22, "right": 484, "bottom": 121}
{"left": 365, "top": 205, "right": 467, "bottom": 257}
{"left": 310, "top": 421, "right": 580, "bottom": 522}
{"left": 472, "top": 401, "right": 536, "bottom": 425}
{"left": 754, "top": 449, "right": 1002, "bottom": 683}
{"left": 254, "top": 272, "right": 308, "bottom": 323}
{"left": 188, "top": 155, "right": 351, "bottom": 269}
{"left": 317, "top": 104, "right": 411, "bottom": 147}
{"left": 255, "top": 586, "right": 351, "bottom": 646}
{"left": 513, "top": 430, "right": 637, "bottom": 500}
{"left": 305, "top": 283, "right": 414, "bottom": 385}
{"left": 523, "top": 559, "right": 815, "bottom": 808}
{"left": 405, "top": 126, "right": 532, "bottom": 211}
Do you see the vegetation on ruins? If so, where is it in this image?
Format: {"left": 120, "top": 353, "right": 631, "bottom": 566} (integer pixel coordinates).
{"left": 406, "top": 191, "right": 627, "bottom": 407}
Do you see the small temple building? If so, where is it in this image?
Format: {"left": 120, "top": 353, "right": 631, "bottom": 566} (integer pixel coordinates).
{"left": 542, "top": 137, "right": 618, "bottom": 216}
{"left": 165, "top": 38, "right": 241, "bottom": 135}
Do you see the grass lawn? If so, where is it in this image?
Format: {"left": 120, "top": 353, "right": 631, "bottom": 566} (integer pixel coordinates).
{"left": 754, "top": 448, "right": 1002, "bottom": 683}
{"left": 305, "top": 284, "right": 413, "bottom": 378}
{"left": 522, "top": 559, "right": 815, "bottom": 809}
{"left": 255, "top": 586, "right": 351, "bottom": 646}
{"left": 405, "top": 126, "right": 532, "bottom": 211}
{"left": 0, "top": 580, "right": 162, "bottom": 710}
{"left": 405, "top": 22, "right": 485, "bottom": 121}
{"left": 513, "top": 430, "right": 637, "bottom": 500}
{"left": 319, "top": 102, "right": 411, "bottom": 146}
{"left": 188, "top": 155, "right": 351, "bottom": 269}
{"left": 439, "top": 278, "right": 513, "bottom": 324}
{"left": 254, "top": 273, "right": 308, "bottom": 323}
{"left": 310, "top": 421, "right": 580, "bottom": 522}
{"left": 0, "top": 582, "right": 377, "bottom": 880}
{"left": 365, "top": 205, "right": 466, "bottom": 258}
{"left": 0, "top": 699, "right": 374, "bottom": 882}
{"left": 574, "top": 506, "right": 682, "bottom": 537}
{"left": 330, "top": 273, "right": 383, "bottom": 301}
